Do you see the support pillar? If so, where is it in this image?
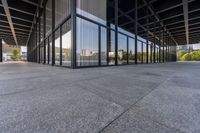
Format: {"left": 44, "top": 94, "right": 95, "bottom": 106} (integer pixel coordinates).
{"left": 134, "top": 0, "right": 138, "bottom": 64}
{"left": 115, "top": 0, "right": 118, "bottom": 65}
{"left": 71, "top": 0, "right": 76, "bottom": 68}
{"left": 52, "top": 0, "right": 55, "bottom": 66}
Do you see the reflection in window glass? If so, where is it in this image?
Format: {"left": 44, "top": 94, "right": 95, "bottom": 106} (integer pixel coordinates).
{"left": 76, "top": 17, "right": 99, "bottom": 66}
{"left": 143, "top": 43, "right": 147, "bottom": 63}
{"left": 37, "top": 22, "right": 39, "bottom": 63}
{"left": 45, "top": 39, "right": 48, "bottom": 64}
{"left": 148, "top": 44, "right": 151, "bottom": 63}
{"left": 137, "top": 41, "right": 142, "bottom": 63}
{"left": 160, "top": 46, "right": 163, "bottom": 62}
{"left": 156, "top": 46, "right": 159, "bottom": 62}
{"left": 62, "top": 20, "right": 71, "bottom": 67}
{"left": 40, "top": 13, "right": 44, "bottom": 42}
{"left": 128, "top": 38, "right": 135, "bottom": 64}
{"left": 55, "top": 29, "right": 61, "bottom": 65}
{"left": 101, "top": 27, "right": 107, "bottom": 65}
{"left": 46, "top": 0, "right": 52, "bottom": 37}
{"left": 76, "top": 0, "right": 107, "bottom": 25}
{"left": 118, "top": 33, "right": 127, "bottom": 64}
{"left": 152, "top": 44, "right": 155, "bottom": 63}
{"left": 108, "top": 30, "right": 115, "bottom": 65}
{"left": 49, "top": 35, "right": 52, "bottom": 64}
{"left": 55, "top": 0, "right": 71, "bottom": 28}
{"left": 40, "top": 42, "right": 44, "bottom": 63}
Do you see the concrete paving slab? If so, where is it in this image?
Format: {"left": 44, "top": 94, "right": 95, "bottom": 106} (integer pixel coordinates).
{"left": 0, "top": 62, "right": 200, "bottom": 133}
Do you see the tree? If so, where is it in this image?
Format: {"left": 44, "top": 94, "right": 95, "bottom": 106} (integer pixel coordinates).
{"left": 180, "top": 53, "right": 191, "bottom": 61}
{"left": 11, "top": 48, "right": 20, "bottom": 61}
{"left": 177, "top": 50, "right": 186, "bottom": 60}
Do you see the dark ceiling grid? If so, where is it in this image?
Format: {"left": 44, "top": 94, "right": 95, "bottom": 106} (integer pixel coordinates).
{"left": 0, "top": 0, "right": 38, "bottom": 46}
{"left": 0, "top": 0, "right": 200, "bottom": 46}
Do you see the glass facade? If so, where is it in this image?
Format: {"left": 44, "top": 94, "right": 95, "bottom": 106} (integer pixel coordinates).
{"left": 76, "top": 18, "right": 99, "bottom": 66}
{"left": 27, "top": 0, "right": 173, "bottom": 68}
{"left": 118, "top": 33, "right": 127, "bottom": 65}
{"left": 128, "top": 38, "right": 135, "bottom": 64}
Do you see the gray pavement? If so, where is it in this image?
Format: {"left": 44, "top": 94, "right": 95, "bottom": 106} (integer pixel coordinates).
{"left": 0, "top": 62, "right": 200, "bottom": 133}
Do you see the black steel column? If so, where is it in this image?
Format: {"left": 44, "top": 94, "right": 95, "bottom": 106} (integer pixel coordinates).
{"left": 0, "top": 38, "right": 2, "bottom": 62}
{"left": 43, "top": 4, "right": 46, "bottom": 64}
{"left": 146, "top": 6, "right": 149, "bottom": 64}
{"left": 52, "top": 0, "right": 55, "bottom": 66}
{"left": 71, "top": 0, "right": 76, "bottom": 68}
{"left": 153, "top": 19, "right": 156, "bottom": 63}
{"left": 115, "top": 0, "right": 118, "bottom": 65}
{"left": 166, "top": 35, "right": 168, "bottom": 62}
{"left": 162, "top": 29, "right": 165, "bottom": 62}
{"left": 48, "top": 37, "right": 50, "bottom": 64}
{"left": 39, "top": 10, "right": 41, "bottom": 63}
{"left": 141, "top": 42, "right": 143, "bottom": 64}
{"left": 60, "top": 26, "right": 62, "bottom": 66}
{"left": 134, "top": 0, "right": 138, "bottom": 64}
{"left": 127, "top": 36, "right": 129, "bottom": 64}
{"left": 98, "top": 25, "right": 101, "bottom": 66}
{"left": 159, "top": 26, "right": 161, "bottom": 63}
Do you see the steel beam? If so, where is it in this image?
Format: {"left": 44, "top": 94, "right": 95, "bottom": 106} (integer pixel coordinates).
{"left": 182, "top": 0, "right": 189, "bottom": 44}
{"left": 0, "top": 4, "right": 35, "bottom": 16}
{"left": 142, "top": 0, "right": 178, "bottom": 46}
{"left": 1, "top": 0, "right": 18, "bottom": 46}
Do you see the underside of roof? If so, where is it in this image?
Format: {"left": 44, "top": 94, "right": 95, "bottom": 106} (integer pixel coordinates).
{"left": 0, "top": 0, "right": 38, "bottom": 46}
{"left": 0, "top": 0, "right": 200, "bottom": 46}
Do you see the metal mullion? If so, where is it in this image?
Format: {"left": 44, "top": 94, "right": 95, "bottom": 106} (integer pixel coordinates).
{"left": 135, "top": 0, "right": 138, "bottom": 64}
{"left": 98, "top": 26, "right": 101, "bottom": 66}
{"left": 115, "top": 0, "right": 118, "bottom": 66}
{"left": 48, "top": 37, "right": 50, "bottom": 64}
{"left": 71, "top": 0, "right": 76, "bottom": 68}
{"left": 0, "top": 38, "right": 2, "bottom": 62}
{"left": 43, "top": 4, "right": 46, "bottom": 64}
{"left": 159, "top": 26, "right": 161, "bottom": 63}
{"left": 141, "top": 42, "right": 143, "bottom": 64}
{"left": 60, "top": 26, "right": 62, "bottom": 66}
{"left": 52, "top": 0, "right": 55, "bottom": 66}
{"left": 153, "top": 19, "right": 156, "bottom": 63}
{"left": 127, "top": 36, "right": 129, "bottom": 64}
{"left": 162, "top": 29, "right": 165, "bottom": 63}
{"left": 38, "top": 9, "right": 41, "bottom": 64}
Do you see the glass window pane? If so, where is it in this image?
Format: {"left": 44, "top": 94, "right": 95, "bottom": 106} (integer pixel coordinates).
{"left": 55, "top": 0, "right": 71, "bottom": 28}
{"left": 49, "top": 35, "right": 52, "bottom": 64}
{"left": 118, "top": 33, "right": 127, "bottom": 64}
{"left": 128, "top": 38, "right": 135, "bottom": 64}
{"left": 62, "top": 20, "right": 71, "bottom": 67}
{"left": 55, "top": 29, "right": 61, "bottom": 66}
{"left": 137, "top": 41, "right": 142, "bottom": 63}
{"left": 101, "top": 27, "right": 107, "bottom": 65}
{"left": 76, "top": 17, "right": 99, "bottom": 66}
{"left": 108, "top": 30, "right": 115, "bottom": 65}
{"left": 143, "top": 43, "right": 147, "bottom": 63}
{"left": 46, "top": 0, "right": 52, "bottom": 37}
{"left": 152, "top": 44, "right": 155, "bottom": 62}
{"left": 40, "top": 13, "right": 44, "bottom": 42}
{"left": 76, "top": 0, "right": 107, "bottom": 25}
{"left": 45, "top": 39, "right": 48, "bottom": 64}
{"left": 40, "top": 42, "right": 44, "bottom": 63}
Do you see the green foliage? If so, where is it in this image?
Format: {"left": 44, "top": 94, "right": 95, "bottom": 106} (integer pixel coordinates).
{"left": 177, "top": 50, "right": 187, "bottom": 60}
{"left": 11, "top": 48, "right": 20, "bottom": 61}
{"left": 179, "top": 50, "right": 200, "bottom": 61}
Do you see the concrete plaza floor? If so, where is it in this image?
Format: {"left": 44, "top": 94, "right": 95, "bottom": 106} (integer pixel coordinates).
{"left": 0, "top": 62, "right": 200, "bottom": 133}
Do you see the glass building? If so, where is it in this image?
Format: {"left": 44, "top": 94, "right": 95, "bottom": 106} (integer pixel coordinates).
{"left": 27, "top": 0, "right": 175, "bottom": 68}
